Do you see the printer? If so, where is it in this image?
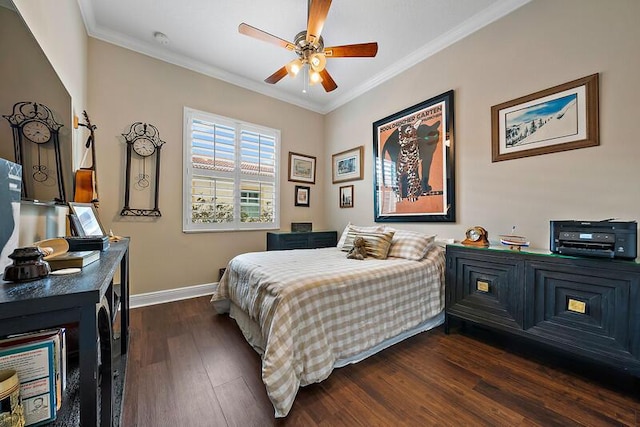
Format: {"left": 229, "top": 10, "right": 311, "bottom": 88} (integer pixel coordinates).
{"left": 550, "top": 220, "right": 637, "bottom": 260}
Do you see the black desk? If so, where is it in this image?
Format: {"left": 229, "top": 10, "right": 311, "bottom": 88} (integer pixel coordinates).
{"left": 0, "top": 238, "right": 130, "bottom": 426}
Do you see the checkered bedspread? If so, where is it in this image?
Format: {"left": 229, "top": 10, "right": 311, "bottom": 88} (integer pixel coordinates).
{"left": 211, "top": 246, "right": 445, "bottom": 417}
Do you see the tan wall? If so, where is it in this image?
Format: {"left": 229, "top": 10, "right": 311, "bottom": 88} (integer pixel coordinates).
{"left": 87, "top": 38, "right": 325, "bottom": 295}
{"left": 324, "top": 0, "right": 640, "bottom": 252}
{"left": 13, "top": 0, "right": 640, "bottom": 294}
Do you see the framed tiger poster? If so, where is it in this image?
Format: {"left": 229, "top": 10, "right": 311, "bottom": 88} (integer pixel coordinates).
{"left": 373, "top": 90, "right": 455, "bottom": 222}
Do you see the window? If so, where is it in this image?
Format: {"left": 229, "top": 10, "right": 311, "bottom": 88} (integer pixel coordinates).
{"left": 183, "top": 107, "right": 279, "bottom": 231}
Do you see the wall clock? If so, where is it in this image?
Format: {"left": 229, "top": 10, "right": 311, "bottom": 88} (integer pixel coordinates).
{"left": 2, "top": 101, "right": 66, "bottom": 202}
{"left": 120, "top": 122, "right": 165, "bottom": 216}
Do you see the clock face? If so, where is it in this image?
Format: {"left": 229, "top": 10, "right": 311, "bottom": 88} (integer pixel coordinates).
{"left": 133, "top": 138, "right": 155, "bottom": 157}
{"left": 22, "top": 121, "right": 51, "bottom": 144}
{"left": 467, "top": 228, "right": 481, "bottom": 241}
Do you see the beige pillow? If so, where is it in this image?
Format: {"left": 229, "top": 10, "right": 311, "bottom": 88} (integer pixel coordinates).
{"left": 338, "top": 223, "right": 385, "bottom": 250}
{"left": 358, "top": 230, "right": 396, "bottom": 259}
{"left": 387, "top": 229, "right": 437, "bottom": 260}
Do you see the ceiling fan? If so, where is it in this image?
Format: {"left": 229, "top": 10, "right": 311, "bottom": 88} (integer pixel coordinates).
{"left": 238, "top": 0, "right": 378, "bottom": 92}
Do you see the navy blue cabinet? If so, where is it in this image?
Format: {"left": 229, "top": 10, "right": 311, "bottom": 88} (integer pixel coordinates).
{"left": 445, "top": 244, "right": 640, "bottom": 376}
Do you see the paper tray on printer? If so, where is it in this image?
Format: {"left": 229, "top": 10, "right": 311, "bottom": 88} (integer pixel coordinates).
{"left": 557, "top": 246, "right": 615, "bottom": 258}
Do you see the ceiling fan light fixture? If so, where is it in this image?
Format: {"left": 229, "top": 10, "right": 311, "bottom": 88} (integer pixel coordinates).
{"left": 285, "top": 58, "right": 304, "bottom": 78}
{"left": 309, "top": 52, "right": 326, "bottom": 72}
{"left": 309, "top": 69, "right": 323, "bottom": 85}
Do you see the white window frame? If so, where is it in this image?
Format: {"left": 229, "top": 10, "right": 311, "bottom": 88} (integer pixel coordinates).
{"left": 183, "top": 107, "right": 280, "bottom": 232}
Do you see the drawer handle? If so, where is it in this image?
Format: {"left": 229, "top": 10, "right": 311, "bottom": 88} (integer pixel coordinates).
{"left": 476, "top": 280, "right": 490, "bottom": 293}
{"left": 567, "top": 298, "right": 586, "bottom": 314}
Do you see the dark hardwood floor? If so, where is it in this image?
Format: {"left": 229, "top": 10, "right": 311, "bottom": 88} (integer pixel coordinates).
{"left": 121, "top": 296, "right": 640, "bottom": 426}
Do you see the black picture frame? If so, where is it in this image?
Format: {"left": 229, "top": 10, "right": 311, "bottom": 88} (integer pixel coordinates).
{"left": 294, "top": 185, "right": 310, "bottom": 207}
{"left": 339, "top": 185, "right": 354, "bottom": 208}
{"left": 68, "top": 202, "right": 106, "bottom": 236}
{"left": 288, "top": 152, "right": 316, "bottom": 184}
{"left": 373, "top": 90, "right": 455, "bottom": 222}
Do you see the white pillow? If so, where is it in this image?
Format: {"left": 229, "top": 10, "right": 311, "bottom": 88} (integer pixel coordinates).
{"left": 387, "top": 229, "right": 437, "bottom": 260}
{"left": 337, "top": 222, "right": 385, "bottom": 250}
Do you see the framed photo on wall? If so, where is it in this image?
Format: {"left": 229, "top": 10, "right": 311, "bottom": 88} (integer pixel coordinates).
{"left": 373, "top": 90, "right": 455, "bottom": 222}
{"left": 288, "top": 152, "right": 316, "bottom": 184}
{"left": 339, "top": 185, "right": 354, "bottom": 208}
{"left": 294, "top": 185, "right": 310, "bottom": 207}
{"left": 332, "top": 146, "right": 364, "bottom": 183}
{"left": 491, "top": 73, "right": 599, "bottom": 162}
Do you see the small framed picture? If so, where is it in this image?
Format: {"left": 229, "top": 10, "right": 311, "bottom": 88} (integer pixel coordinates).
{"left": 332, "top": 146, "right": 364, "bottom": 183}
{"left": 294, "top": 185, "right": 310, "bottom": 207}
{"left": 288, "top": 152, "right": 316, "bottom": 184}
{"left": 339, "top": 185, "right": 354, "bottom": 208}
{"left": 68, "top": 202, "right": 106, "bottom": 236}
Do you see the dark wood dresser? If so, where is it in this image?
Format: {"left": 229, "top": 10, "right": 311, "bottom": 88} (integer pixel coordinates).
{"left": 445, "top": 243, "right": 640, "bottom": 376}
{"left": 266, "top": 231, "right": 338, "bottom": 251}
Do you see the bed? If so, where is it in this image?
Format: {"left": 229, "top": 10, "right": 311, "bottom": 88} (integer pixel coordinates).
{"left": 210, "top": 226, "right": 445, "bottom": 418}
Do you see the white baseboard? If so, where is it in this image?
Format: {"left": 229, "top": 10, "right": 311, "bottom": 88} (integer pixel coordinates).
{"left": 130, "top": 282, "right": 217, "bottom": 308}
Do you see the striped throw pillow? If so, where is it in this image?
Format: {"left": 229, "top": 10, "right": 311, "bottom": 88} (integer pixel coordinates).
{"left": 387, "top": 230, "right": 436, "bottom": 260}
{"left": 357, "top": 230, "right": 396, "bottom": 259}
{"left": 338, "top": 223, "right": 386, "bottom": 251}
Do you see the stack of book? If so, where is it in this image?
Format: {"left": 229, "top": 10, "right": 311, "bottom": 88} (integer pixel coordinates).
{"left": 0, "top": 328, "right": 66, "bottom": 426}
{"left": 45, "top": 250, "right": 100, "bottom": 271}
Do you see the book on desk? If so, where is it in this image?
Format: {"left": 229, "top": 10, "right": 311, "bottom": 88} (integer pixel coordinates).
{"left": 0, "top": 328, "right": 66, "bottom": 426}
{"left": 45, "top": 250, "right": 100, "bottom": 271}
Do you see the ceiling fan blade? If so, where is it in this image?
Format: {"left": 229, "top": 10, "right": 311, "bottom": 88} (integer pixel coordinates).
{"left": 238, "top": 23, "right": 296, "bottom": 51}
{"left": 306, "top": 0, "right": 332, "bottom": 44}
{"left": 324, "top": 42, "right": 378, "bottom": 58}
{"left": 319, "top": 69, "right": 337, "bottom": 92}
{"left": 265, "top": 66, "right": 288, "bottom": 84}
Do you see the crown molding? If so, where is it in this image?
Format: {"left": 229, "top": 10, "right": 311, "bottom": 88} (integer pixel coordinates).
{"left": 321, "top": 0, "right": 531, "bottom": 113}
{"left": 78, "top": 0, "right": 530, "bottom": 115}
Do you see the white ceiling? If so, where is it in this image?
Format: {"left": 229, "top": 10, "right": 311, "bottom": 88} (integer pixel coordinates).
{"left": 78, "top": 0, "right": 529, "bottom": 114}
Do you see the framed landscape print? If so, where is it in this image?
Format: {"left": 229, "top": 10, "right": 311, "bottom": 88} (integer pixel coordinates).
{"left": 332, "top": 146, "right": 364, "bottom": 183}
{"left": 288, "top": 152, "right": 316, "bottom": 184}
{"left": 373, "top": 90, "right": 455, "bottom": 222}
{"left": 491, "top": 73, "right": 599, "bottom": 162}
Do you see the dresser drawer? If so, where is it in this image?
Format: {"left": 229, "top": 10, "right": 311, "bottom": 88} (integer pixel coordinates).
{"left": 447, "top": 249, "right": 524, "bottom": 330}
{"left": 525, "top": 261, "right": 638, "bottom": 359}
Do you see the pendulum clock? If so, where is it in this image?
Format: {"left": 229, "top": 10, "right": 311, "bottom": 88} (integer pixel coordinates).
{"left": 2, "top": 101, "right": 66, "bottom": 202}
{"left": 120, "top": 122, "right": 165, "bottom": 216}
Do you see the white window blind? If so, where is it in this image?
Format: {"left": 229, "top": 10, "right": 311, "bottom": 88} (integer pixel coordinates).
{"left": 183, "top": 107, "right": 279, "bottom": 231}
